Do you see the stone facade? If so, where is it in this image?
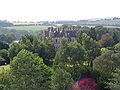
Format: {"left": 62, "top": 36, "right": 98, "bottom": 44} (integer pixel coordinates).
{"left": 44, "top": 26, "right": 78, "bottom": 49}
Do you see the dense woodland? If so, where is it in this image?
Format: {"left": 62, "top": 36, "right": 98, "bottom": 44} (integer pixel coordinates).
{"left": 0, "top": 24, "right": 120, "bottom": 90}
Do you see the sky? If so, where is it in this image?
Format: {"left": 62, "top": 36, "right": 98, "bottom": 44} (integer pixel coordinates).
{"left": 0, "top": 0, "right": 120, "bottom": 22}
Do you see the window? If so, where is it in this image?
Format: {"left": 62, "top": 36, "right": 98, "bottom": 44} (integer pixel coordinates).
{"left": 56, "top": 39, "right": 57, "bottom": 43}
{"left": 68, "top": 38, "right": 71, "bottom": 42}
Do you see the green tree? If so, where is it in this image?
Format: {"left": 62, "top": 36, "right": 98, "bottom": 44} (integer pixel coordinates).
{"left": 0, "top": 34, "right": 16, "bottom": 44}
{"left": 0, "top": 49, "right": 10, "bottom": 64}
{"left": 33, "top": 40, "right": 55, "bottom": 66}
{"left": 50, "top": 67, "right": 74, "bottom": 90}
{"left": 93, "top": 51, "right": 120, "bottom": 73}
{"left": 108, "top": 68, "right": 120, "bottom": 90}
{"left": 8, "top": 42, "right": 27, "bottom": 60}
{"left": 66, "top": 65, "right": 111, "bottom": 90}
{"left": 78, "top": 33, "right": 101, "bottom": 67}
{"left": 0, "top": 67, "right": 11, "bottom": 90}
{"left": 20, "top": 34, "right": 35, "bottom": 51}
{"left": 0, "top": 41, "right": 9, "bottom": 50}
{"left": 55, "top": 40, "right": 87, "bottom": 65}
{"left": 10, "top": 49, "right": 51, "bottom": 90}
{"left": 44, "top": 38, "right": 56, "bottom": 65}
{"left": 89, "top": 28, "right": 97, "bottom": 40}
{"left": 20, "top": 35, "right": 56, "bottom": 66}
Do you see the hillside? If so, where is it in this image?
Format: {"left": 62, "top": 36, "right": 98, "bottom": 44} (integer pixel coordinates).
{"left": 47, "top": 17, "right": 120, "bottom": 26}
{"left": 77, "top": 18, "right": 120, "bottom": 26}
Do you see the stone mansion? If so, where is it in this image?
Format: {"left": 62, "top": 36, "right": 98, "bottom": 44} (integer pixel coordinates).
{"left": 44, "top": 26, "right": 79, "bottom": 49}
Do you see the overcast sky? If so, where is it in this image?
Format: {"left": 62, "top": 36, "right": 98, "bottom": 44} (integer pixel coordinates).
{"left": 0, "top": 0, "right": 120, "bottom": 22}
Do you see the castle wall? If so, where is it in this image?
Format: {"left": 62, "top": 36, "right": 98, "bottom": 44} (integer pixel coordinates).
{"left": 44, "top": 26, "right": 78, "bottom": 50}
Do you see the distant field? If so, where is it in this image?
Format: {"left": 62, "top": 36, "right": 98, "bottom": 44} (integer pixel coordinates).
{"left": 4, "top": 26, "right": 49, "bottom": 31}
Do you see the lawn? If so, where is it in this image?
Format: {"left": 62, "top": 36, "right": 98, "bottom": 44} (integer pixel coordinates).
{"left": 4, "top": 25, "right": 49, "bottom": 31}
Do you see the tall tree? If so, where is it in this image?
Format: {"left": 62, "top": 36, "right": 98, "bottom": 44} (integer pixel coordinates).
{"left": 78, "top": 33, "right": 101, "bottom": 67}
{"left": 93, "top": 51, "right": 120, "bottom": 73}
{"left": 20, "top": 35, "right": 56, "bottom": 66}
{"left": 10, "top": 49, "right": 51, "bottom": 90}
{"left": 8, "top": 42, "right": 27, "bottom": 60}
{"left": 55, "top": 40, "right": 87, "bottom": 66}
{"left": 88, "top": 28, "right": 97, "bottom": 40}
{"left": 50, "top": 67, "right": 74, "bottom": 90}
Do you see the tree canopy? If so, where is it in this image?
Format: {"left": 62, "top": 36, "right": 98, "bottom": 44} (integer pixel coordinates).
{"left": 10, "top": 49, "right": 51, "bottom": 90}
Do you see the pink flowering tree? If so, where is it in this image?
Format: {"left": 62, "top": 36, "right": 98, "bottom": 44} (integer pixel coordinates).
{"left": 72, "top": 78, "right": 99, "bottom": 90}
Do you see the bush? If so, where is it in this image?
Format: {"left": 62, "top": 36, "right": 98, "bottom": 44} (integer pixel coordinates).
{"left": 66, "top": 66, "right": 111, "bottom": 90}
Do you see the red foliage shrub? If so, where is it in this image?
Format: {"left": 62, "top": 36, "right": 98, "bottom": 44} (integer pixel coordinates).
{"left": 72, "top": 78, "right": 99, "bottom": 90}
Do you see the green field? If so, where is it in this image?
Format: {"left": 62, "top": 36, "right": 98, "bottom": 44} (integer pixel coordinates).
{"left": 4, "top": 25, "right": 49, "bottom": 31}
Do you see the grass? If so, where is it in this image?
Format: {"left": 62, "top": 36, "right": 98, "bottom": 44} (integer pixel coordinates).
{"left": 4, "top": 25, "right": 49, "bottom": 31}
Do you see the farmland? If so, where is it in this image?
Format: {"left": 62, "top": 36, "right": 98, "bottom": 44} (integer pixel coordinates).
{"left": 3, "top": 25, "right": 49, "bottom": 31}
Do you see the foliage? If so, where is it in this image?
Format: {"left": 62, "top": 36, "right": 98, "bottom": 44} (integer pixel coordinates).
{"left": 43, "top": 38, "right": 56, "bottom": 65}
{"left": 0, "top": 34, "right": 16, "bottom": 44}
{"left": 50, "top": 67, "right": 74, "bottom": 90}
{"left": 93, "top": 51, "right": 120, "bottom": 73}
{"left": 112, "top": 32, "right": 119, "bottom": 45}
{"left": 101, "top": 48, "right": 109, "bottom": 54}
{"left": 0, "top": 41, "right": 9, "bottom": 50}
{"left": 20, "top": 34, "right": 35, "bottom": 51}
{"left": 0, "top": 67, "right": 11, "bottom": 90}
{"left": 66, "top": 66, "right": 111, "bottom": 90}
{"left": 99, "top": 33, "right": 114, "bottom": 47}
{"left": 88, "top": 28, "right": 97, "bottom": 40}
{"left": 114, "top": 42, "right": 120, "bottom": 52}
{"left": 10, "top": 49, "right": 51, "bottom": 90}
{"left": 72, "top": 78, "right": 99, "bottom": 90}
{"left": 8, "top": 42, "right": 27, "bottom": 60}
{"left": 0, "top": 49, "right": 10, "bottom": 64}
{"left": 1, "top": 25, "right": 120, "bottom": 90}
{"left": 107, "top": 68, "right": 120, "bottom": 90}
{"left": 20, "top": 35, "right": 56, "bottom": 66}
{"left": 55, "top": 41, "right": 87, "bottom": 65}
{"left": 77, "top": 33, "right": 101, "bottom": 67}
{"left": 0, "top": 27, "right": 29, "bottom": 40}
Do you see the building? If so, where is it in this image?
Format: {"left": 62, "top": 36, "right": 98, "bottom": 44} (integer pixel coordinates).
{"left": 44, "top": 26, "right": 78, "bottom": 49}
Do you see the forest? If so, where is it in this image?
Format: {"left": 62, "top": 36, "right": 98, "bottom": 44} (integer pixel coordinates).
{"left": 0, "top": 24, "right": 120, "bottom": 90}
